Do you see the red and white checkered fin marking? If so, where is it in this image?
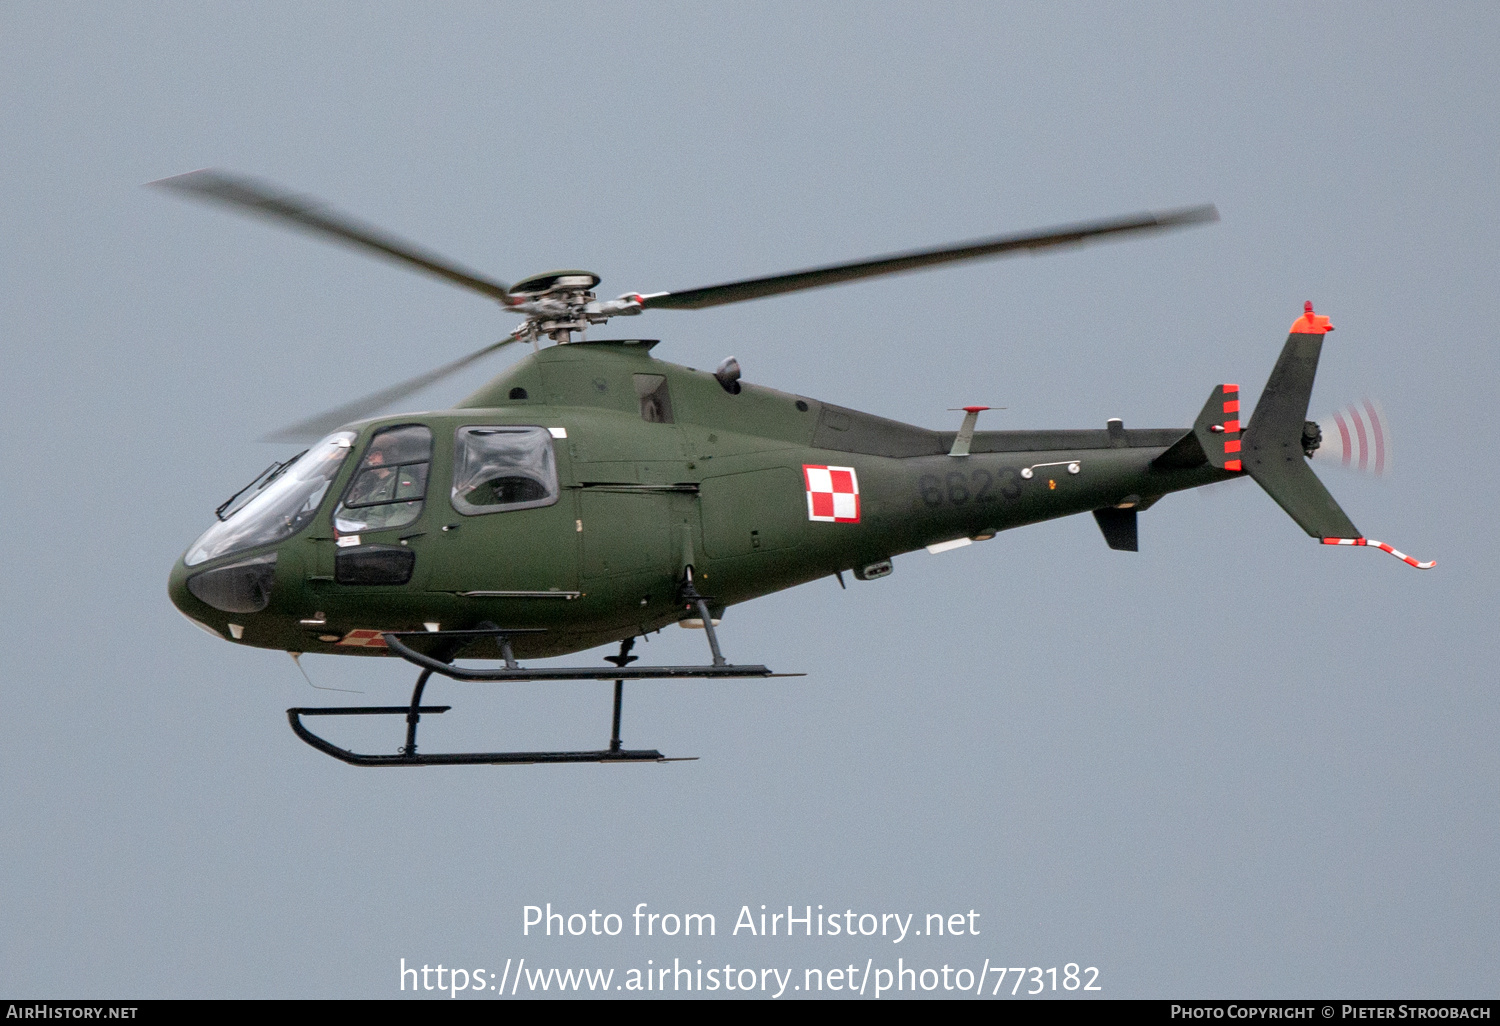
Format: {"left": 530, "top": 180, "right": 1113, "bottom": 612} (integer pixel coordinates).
{"left": 336, "top": 629, "right": 389, "bottom": 648}
{"left": 1321, "top": 537, "right": 1435, "bottom": 570}
{"left": 803, "top": 465, "right": 860, "bottom": 523}
{"left": 1221, "top": 384, "right": 1243, "bottom": 473}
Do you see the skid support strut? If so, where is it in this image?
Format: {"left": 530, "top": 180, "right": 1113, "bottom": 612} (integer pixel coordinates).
{"left": 605, "top": 637, "right": 638, "bottom": 754}
{"left": 679, "top": 566, "right": 727, "bottom": 667}
{"left": 286, "top": 624, "right": 798, "bottom": 767}
{"left": 402, "top": 668, "right": 434, "bottom": 756}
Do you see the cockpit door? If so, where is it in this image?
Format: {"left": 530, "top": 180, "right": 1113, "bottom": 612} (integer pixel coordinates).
{"left": 424, "top": 425, "right": 581, "bottom": 597}
{"left": 306, "top": 424, "right": 436, "bottom": 596}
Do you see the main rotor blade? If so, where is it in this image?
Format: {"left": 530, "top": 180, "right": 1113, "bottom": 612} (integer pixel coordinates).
{"left": 151, "top": 169, "right": 518, "bottom": 305}
{"left": 640, "top": 204, "right": 1218, "bottom": 310}
{"left": 261, "top": 337, "right": 520, "bottom": 444}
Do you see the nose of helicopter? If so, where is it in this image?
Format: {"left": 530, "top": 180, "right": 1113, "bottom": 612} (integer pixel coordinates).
{"left": 168, "top": 549, "right": 278, "bottom": 641}
{"left": 167, "top": 558, "right": 206, "bottom": 627}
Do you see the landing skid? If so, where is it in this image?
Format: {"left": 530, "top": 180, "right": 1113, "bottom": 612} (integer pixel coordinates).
{"left": 286, "top": 572, "right": 798, "bottom": 766}
{"left": 287, "top": 699, "right": 680, "bottom": 766}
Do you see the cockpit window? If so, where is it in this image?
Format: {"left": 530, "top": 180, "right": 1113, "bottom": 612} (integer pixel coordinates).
{"left": 333, "top": 424, "right": 432, "bottom": 534}
{"left": 451, "top": 426, "right": 559, "bottom": 515}
{"left": 185, "top": 431, "right": 356, "bottom": 566}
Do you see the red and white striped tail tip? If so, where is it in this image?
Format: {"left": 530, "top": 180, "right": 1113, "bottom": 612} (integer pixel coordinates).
{"left": 1321, "top": 537, "right": 1436, "bottom": 569}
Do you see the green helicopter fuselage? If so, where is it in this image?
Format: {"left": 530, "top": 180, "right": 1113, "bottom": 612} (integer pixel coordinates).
{"left": 168, "top": 339, "right": 1222, "bottom": 660}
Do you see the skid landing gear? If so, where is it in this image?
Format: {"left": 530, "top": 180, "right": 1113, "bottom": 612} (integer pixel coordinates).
{"left": 287, "top": 601, "right": 797, "bottom": 766}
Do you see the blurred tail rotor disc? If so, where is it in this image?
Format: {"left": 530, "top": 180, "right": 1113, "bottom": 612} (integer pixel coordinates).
{"left": 1314, "top": 399, "right": 1391, "bottom": 476}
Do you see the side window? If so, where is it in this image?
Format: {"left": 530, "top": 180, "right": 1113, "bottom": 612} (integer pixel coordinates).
{"left": 451, "top": 426, "right": 559, "bottom": 516}
{"left": 333, "top": 425, "right": 433, "bottom": 534}
{"left": 634, "top": 374, "right": 674, "bottom": 424}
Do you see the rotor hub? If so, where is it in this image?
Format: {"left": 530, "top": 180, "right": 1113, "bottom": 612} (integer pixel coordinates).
{"left": 505, "top": 270, "right": 649, "bottom": 343}
{"left": 508, "top": 270, "right": 601, "bottom": 299}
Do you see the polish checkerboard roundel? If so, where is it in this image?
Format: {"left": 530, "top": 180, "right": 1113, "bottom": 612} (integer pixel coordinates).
{"left": 803, "top": 465, "right": 860, "bottom": 523}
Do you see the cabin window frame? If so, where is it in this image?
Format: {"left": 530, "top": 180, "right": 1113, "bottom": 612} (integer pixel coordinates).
{"left": 332, "top": 423, "right": 434, "bottom": 535}
{"left": 449, "top": 425, "right": 561, "bottom": 516}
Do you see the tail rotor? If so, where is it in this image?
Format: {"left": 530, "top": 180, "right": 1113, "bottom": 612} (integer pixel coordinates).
{"left": 1309, "top": 399, "right": 1391, "bottom": 476}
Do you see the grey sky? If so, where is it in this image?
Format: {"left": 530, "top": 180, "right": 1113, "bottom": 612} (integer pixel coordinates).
{"left": 1, "top": 1, "right": 1495, "bottom": 998}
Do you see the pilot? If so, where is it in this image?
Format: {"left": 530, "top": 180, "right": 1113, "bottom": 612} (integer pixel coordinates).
{"left": 352, "top": 437, "right": 399, "bottom": 503}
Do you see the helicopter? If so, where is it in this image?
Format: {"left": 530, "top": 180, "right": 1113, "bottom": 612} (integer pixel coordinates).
{"left": 157, "top": 169, "right": 1432, "bottom": 768}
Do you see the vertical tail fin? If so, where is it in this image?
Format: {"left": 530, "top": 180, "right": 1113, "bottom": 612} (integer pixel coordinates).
{"left": 1151, "top": 382, "right": 1243, "bottom": 470}
{"left": 1201, "top": 383, "right": 1244, "bottom": 471}
{"left": 1241, "top": 303, "right": 1433, "bottom": 568}
{"left": 1242, "top": 306, "right": 1361, "bottom": 539}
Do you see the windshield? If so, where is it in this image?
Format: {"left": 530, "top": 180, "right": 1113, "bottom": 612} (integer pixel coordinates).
{"left": 185, "top": 431, "right": 356, "bottom": 566}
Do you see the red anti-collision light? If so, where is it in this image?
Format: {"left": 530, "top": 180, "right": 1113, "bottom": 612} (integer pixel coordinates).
{"left": 1290, "top": 301, "right": 1334, "bottom": 334}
